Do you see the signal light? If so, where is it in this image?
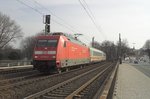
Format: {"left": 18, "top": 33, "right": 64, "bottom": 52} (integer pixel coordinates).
{"left": 45, "top": 15, "right": 50, "bottom": 24}
{"left": 45, "top": 25, "right": 50, "bottom": 33}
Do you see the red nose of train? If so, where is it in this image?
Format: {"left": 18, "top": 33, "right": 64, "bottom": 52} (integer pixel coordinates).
{"left": 34, "top": 38, "right": 58, "bottom": 60}
{"left": 34, "top": 47, "right": 56, "bottom": 60}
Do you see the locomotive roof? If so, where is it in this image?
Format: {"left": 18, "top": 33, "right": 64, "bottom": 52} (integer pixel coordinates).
{"left": 52, "top": 32, "right": 87, "bottom": 46}
{"left": 37, "top": 32, "right": 87, "bottom": 46}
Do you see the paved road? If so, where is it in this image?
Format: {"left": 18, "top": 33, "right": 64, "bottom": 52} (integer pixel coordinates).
{"left": 129, "top": 62, "right": 150, "bottom": 78}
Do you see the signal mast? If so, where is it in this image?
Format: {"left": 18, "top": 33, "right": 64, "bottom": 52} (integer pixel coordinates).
{"left": 44, "top": 15, "right": 51, "bottom": 35}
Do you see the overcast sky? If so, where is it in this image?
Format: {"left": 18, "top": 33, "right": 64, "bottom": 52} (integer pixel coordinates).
{"left": 0, "top": 0, "right": 150, "bottom": 49}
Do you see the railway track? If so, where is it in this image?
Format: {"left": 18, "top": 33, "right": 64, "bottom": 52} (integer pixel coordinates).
{"left": 0, "top": 66, "right": 33, "bottom": 74}
{"left": 0, "top": 66, "right": 34, "bottom": 80}
{"left": 0, "top": 62, "right": 108, "bottom": 99}
{"left": 25, "top": 62, "right": 115, "bottom": 99}
{"left": 0, "top": 71, "right": 42, "bottom": 86}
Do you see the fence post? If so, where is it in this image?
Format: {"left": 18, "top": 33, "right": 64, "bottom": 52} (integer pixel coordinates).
{"left": 8, "top": 63, "right": 10, "bottom": 67}
{"left": 18, "top": 62, "right": 20, "bottom": 66}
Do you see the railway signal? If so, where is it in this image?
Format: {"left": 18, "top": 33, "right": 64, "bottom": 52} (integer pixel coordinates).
{"left": 45, "top": 15, "right": 50, "bottom": 24}
{"left": 45, "top": 25, "right": 50, "bottom": 33}
{"left": 44, "top": 15, "right": 51, "bottom": 34}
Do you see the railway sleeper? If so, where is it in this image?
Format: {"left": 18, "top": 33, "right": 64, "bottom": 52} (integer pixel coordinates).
{"left": 43, "top": 95, "right": 63, "bottom": 99}
{"left": 46, "top": 93, "right": 68, "bottom": 97}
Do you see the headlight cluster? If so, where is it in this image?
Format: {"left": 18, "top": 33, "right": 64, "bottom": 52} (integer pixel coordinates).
{"left": 34, "top": 55, "right": 56, "bottom": 59}
{"left": 34, "top": 51, "right": 56, "bottom": 54}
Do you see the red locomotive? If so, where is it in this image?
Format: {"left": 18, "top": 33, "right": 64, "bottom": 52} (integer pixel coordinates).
{"left": 33, "top": 32, "right": 106, "bottom": 72}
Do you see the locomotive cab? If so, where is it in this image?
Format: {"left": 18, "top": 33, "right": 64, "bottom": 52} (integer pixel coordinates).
{"left": 33, "top": 34, "right": 62, "bottom": 72}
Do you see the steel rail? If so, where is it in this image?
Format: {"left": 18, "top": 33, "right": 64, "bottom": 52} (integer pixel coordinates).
{"left": 24, "top": 63, "right": 110, "bottom": 99}
{"left": 0, "top": 72, "right": 41, "bottom": 86}
{"left": 0, "top": 69, "right": 38, "bottom": 81}
{"left": 99, "top": 62, "right": 119, "bottom": 99}
{"left": 65, "top": 64, "right": 112, "bottom": 99}
{"left": 0, "top": 66, "right": 33, "bottom": 76}
{"left": 0, "top": 62, "right": 108, "bottom": 99}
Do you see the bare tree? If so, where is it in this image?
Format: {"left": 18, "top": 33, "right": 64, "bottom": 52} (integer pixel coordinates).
{"left": 21, "top": 36, "right": 36, "bottom": 60}
{"left": 143, "top": 39, "right": 150, "bottom": 60}
{"left": 90, "top": 41, "right": 101, "bottom": 49}
{"left": 143, "top": 40, "right": 150, "bottom": 49}
{"left": 0, "top": 12, "right": 22, "bottom": 49}
{"left": 20, "top": 32, "right": 44, "bottom": 59}
{"left": 120, "top": 39, "right": 130, "bottom": 58}
{"left": 100, "top": 40, "right": 117, "bottom": 61}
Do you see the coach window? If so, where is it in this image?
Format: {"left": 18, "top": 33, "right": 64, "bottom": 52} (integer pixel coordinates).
{"left": 64, "top": 41, "right": 66, "bottom": 47}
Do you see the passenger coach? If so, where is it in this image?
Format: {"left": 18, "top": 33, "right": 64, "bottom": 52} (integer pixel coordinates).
{"left": 90, "top": 47, "right": 106, "bottom": 62}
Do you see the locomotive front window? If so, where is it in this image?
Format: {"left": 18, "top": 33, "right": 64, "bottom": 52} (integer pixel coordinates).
{"left": 37, "top": 40, "right": 47, "bottom": 47}
{"left": 37, "top": 40, "right": 58, "bottom": 47}
{"left": 47, "top": 40, "right": 57, "bottom": 47}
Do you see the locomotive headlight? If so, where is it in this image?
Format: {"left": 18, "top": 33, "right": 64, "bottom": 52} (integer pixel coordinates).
{"left": 35, "top": 56, "right": 38, "bottom": 58}
{"left": 52, "top": 56, "right": 56, "bottom": 58}
{"left": 35, "top": 51, "right": 43, "bottom": 54}
{"left": 48, "top": 51, "right": 56, "bottom": 54}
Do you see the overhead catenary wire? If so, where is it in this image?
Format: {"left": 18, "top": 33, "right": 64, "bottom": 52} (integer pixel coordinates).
{"left": 16, "top": 0, "right": 43, "bottom": 15}
{"left": 15, "top": 0, "right": 78, "bottom": 33}
{"left": 52, "top": 20, "right": 77, "bottom": 33}
{"left": 28, "top": 0, "right": 95, "bottom": 42}
{"left": 16, "top": 0, "right": 96, "bottom": 45}
{"left": 78, "top": 0, "right": 107, "bottom": 40}
{"left": 82, "top": 0, "right": 95, "bottom": 21}
{"left": 32, "top": 0, "right": 80, "bottom": 33}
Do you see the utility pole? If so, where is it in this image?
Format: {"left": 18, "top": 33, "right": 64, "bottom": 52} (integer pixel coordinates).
{"left": 132, "top": 43, "right": 135, "bottom": 50}
{"left": 92, "top": 37, "right": 94, "bottom": 47}
{"left": 44, "top": 15, "right": 51, "bottom": 35}
{"left": 119, "top": 33, "right": 122, "bottom": 64}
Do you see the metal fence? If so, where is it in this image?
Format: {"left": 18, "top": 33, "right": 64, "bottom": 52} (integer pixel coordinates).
{"left": 0, "top": 60, "right": 32, "bottom": 67}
